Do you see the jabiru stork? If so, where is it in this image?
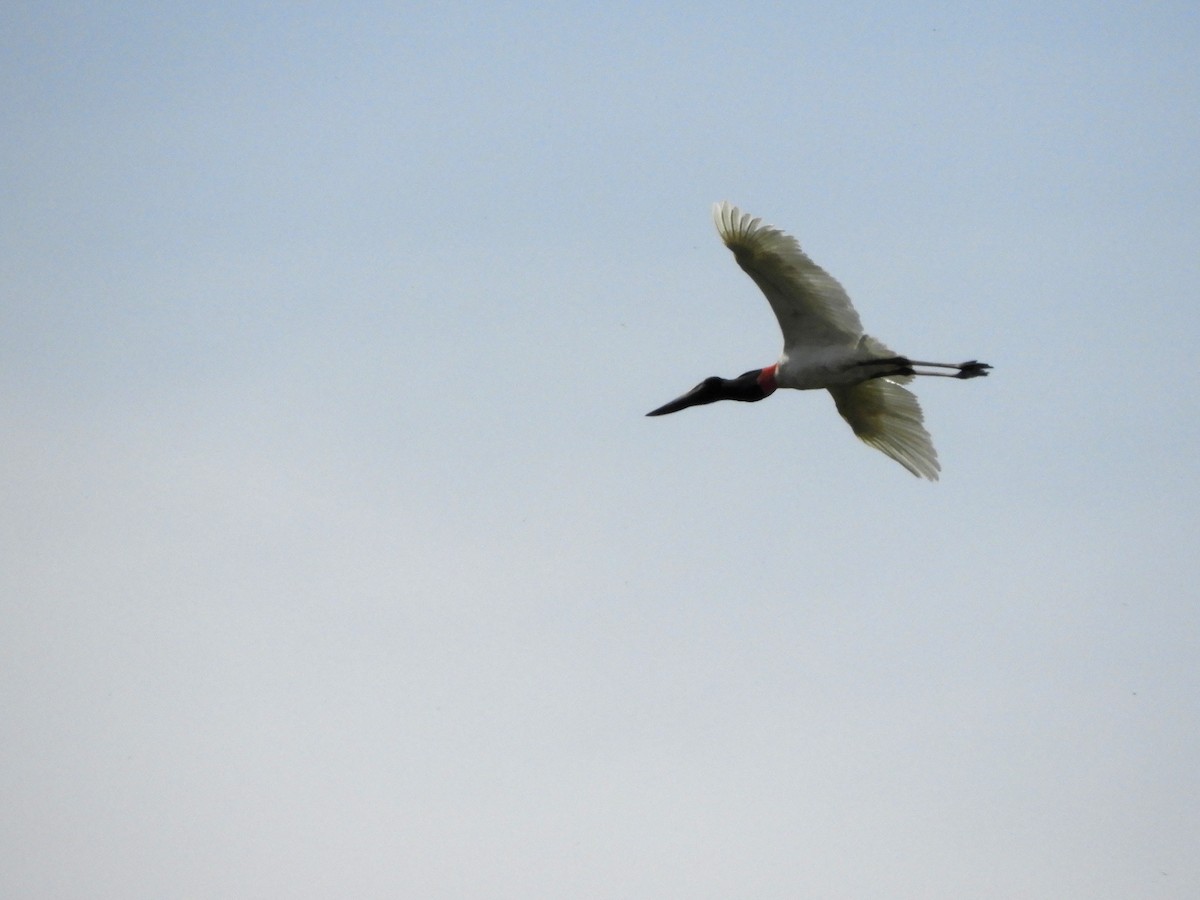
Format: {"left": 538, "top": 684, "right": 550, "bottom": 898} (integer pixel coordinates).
{"left": 647, "top": 202, "right": 990, "bottom": 480}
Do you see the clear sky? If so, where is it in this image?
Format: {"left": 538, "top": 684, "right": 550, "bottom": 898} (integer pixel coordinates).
{"left": 3, "top": 3, "right": 1198, "bottom": 897}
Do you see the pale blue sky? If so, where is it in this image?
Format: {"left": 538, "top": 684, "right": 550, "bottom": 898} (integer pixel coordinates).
{"left": 3, "top": 3, "right": 1199, "bottom": 898}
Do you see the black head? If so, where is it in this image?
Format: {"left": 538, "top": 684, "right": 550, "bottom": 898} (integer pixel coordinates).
{"left": 646, "top": 368, "right": 774, "bottom": 416}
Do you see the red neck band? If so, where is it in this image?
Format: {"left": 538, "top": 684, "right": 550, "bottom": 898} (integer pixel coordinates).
{"left": 757, "top": 364, "right": 778, "bottom": 396}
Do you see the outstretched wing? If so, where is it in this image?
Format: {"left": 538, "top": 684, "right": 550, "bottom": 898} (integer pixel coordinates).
{"left": 827, "top": 379, "right": 940, "bottom": 480}
{"left": 713, "top": 201, "right": 863, "bottom": 351}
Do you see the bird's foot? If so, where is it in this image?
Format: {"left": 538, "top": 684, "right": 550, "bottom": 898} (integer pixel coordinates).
{"left": 954, "top": 361, "right": 991, "bottom": 379}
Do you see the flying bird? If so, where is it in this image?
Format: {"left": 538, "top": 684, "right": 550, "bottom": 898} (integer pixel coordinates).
{"left": 647, "top": 202, "right": 990, "bottom": 480}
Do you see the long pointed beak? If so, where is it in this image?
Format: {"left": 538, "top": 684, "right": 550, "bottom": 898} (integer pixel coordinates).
{"left": 646, "top": 382, "right": 710, "bottom": 416}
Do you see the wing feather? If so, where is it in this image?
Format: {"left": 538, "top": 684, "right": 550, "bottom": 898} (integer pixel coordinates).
{"left": 827, "top": 379, "right": 940, "bottom": 480}
{"left": 713, "top": 201, "right": 863, "bottom": 350}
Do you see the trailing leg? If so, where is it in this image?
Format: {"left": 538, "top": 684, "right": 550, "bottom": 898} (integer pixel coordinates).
{"left": 853, "top": 356, "right": 991, "bottom": 379}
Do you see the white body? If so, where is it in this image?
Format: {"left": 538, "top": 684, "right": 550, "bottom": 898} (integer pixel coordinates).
{"left": 776, "top": 336, "right": 897, "bottom": 391}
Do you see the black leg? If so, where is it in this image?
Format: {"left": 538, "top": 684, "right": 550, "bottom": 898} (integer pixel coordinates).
{"left": 852, "top": 357, "right": 991, "bottom": 379}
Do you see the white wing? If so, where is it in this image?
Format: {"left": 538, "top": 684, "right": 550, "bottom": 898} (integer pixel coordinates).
{"left": 827, "top": 379, "right": 940, "bottom": 480}
{"left": 713, "top": 201, "right": 863, "bottom": 351}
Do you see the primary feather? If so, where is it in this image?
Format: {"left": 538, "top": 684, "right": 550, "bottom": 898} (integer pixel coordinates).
{"left": 828, "top": 379, "right": 941, "bottom": 480}
{"left": 713, "top": 200, "right": 863, "bottom": 351}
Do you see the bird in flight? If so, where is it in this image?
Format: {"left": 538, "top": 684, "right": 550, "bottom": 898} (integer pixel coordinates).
{"left": 647, "top": 202, "right": 990, "bottom": 480}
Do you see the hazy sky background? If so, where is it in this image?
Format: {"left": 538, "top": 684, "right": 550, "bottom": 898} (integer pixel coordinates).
{"left": 3, "top": 3, "right": 1198, "bottom": 897}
